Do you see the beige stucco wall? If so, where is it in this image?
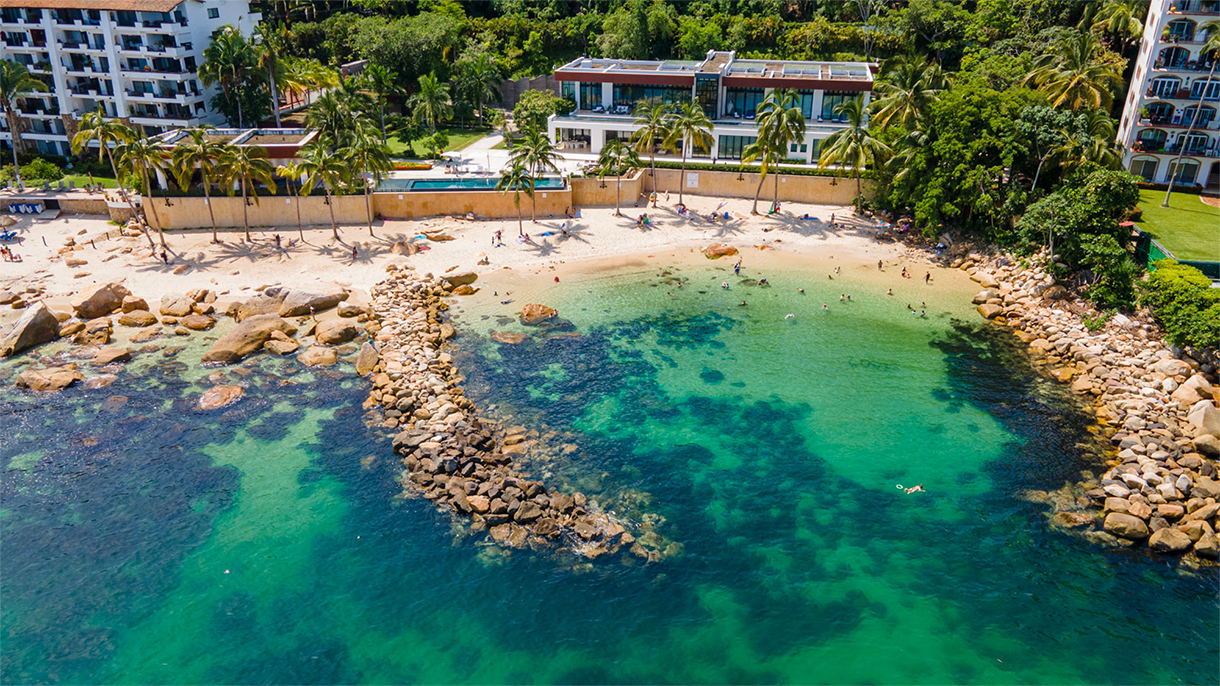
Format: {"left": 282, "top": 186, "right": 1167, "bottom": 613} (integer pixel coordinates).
{"left": 571, "top": 172, "right": 645, "bottom": 208}
{"left": 641, "top": 168, "right": 874, "bottom": 206}
{"left": 146, "top": 189, "right": 575, "bottom": 230}
{"left": 57, "top": 198, "right": 109, "bottom": 215}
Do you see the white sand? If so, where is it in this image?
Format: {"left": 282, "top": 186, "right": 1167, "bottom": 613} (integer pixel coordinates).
{"left": 0, "top": 196, "right": 946, "bottom": 320}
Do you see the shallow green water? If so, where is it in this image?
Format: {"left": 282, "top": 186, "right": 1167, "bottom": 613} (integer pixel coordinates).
{"left": 2, "top": 261, "right": 1217, "bottom": 684}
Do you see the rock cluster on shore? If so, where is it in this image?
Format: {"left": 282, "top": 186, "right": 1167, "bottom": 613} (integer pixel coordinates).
{"left": 955, "top": 251, "right": 1219, "bottom": 563}
{"left": 365, "top": 264, "right": 668, "bottom": 561}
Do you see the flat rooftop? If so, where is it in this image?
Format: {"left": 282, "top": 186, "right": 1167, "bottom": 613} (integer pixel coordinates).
{"left": 556, "top": 51, "right": 875, "bottom": 84}
{"left": 156, "top": 128, "right": 317, "bottom": 149}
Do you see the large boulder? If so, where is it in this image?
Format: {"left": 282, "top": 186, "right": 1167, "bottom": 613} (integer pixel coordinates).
{"left": 1148, "top": 527, "right": 1192, "bottom": 553}
{"left": 1041, "top": 285, "right": 1069, "bottom": 301}
{"left": 71, "top": 282, "right": 130, "bottom": 320}
{"left": 355, "top": 342, "right": 379, "bottom": 375}
{"left": 278, "top": 288, "right": 349, "bottom": 317}
{"left": 299, "top": 345, "right": 338, "bottom": 366}
{"left": 234, "top": 290, "right": 286, "bottom": 322}
{"left": 702, "top": 243, "right": 738, "bottom": 259}
{"left": 159, "top": 295, "right": 194, "bottom": 317}
{"left": 199, "top": 384, "right": 244, "bottom": 410}
{"left": 202, "top": 314, "right": 298, "bottom": 364}
{"left": 445, "top": 271, "right": 478, "bottom": 287}
{"left": 0, "top": 302, "right": 60, "bottom": 357}
{"left": 977, "top": 303, "right": 1004, "bottom": 319}
{"left": 121, "top": 295, "right": 149, "bottom": 313}
{"left": 1187, "top": 400, "right": 1220, "bottom": 439}
{"left": 972, "top": 289, "right": 999, "bottom": 305}
{"left": 118, "top": 310, "right": 158, "bottom": 327}
{"left": 1195, "top": 532, "right": 1220, "bottom": 560}
{"left": 180, "top": 314, "right": 216, "bottom": 331}
{"left": 1103, "top": 512, "right": 1149, "bottom": 539}
{"left": 315, "top": 318, "right": 360, "bottom": 345}
{"left": 520, "top": 304, "right": 558, "bottom": 326}
{"left": 16, "top": 365, "right": 84, "bottom": 391}
{"left": 1151, "top": 358, "right": 1192, "bottom": 377}
{"left": 92, "top": 347, "right": 132, "bottom": 366}
{"left": 1172, "top": 374, "right": 1215, "bottom": 405}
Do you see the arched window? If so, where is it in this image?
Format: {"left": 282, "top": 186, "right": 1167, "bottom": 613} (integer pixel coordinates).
{"left": 1147, "top": 101, "right": 1175, "bottom": 123}
{"left": 1177, "top": 133, "right": 1210, "bottom": 154}
{"left": 1129, "top": 157, "right": 1158, "bottom": 182}
{"left": 1190, "top": 79, "right": 1220, "bottom": 100}
{"left": 1183, "top": 105, "right": 1216, "bottom": 127}
{"left": 1157, "top": 46, "right": 1190, "bottom": 69}
{"left": 1136, "top": 128, "right": 1168, "bottom": 151}
{"left": 1167, "top": 159, "right": 1200, "bottom": 184}
{"left": 1166, "top": 19, "right": 1196, "bottom": 41}
{"left": 1148, "top": 77, "right": 1181, "bottom": 98}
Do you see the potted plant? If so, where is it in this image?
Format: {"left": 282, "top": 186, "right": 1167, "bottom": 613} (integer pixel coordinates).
{"left": 1139, "top": 106, "right": 1150, "bottom": 120}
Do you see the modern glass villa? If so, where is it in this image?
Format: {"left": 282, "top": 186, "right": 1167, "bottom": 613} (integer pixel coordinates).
{"left": 547, "top": 50, "right": 877, "bottom": 164}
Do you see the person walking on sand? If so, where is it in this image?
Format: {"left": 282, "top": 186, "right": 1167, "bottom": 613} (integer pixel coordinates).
{"left": 878, "top": 260, "right": 883, "bottom": 270}
{"left": 734, "top": 260, "right": 742, "bottom": 276}
{"left": 352, "top": 246, "right": 358, "bottom": 261}
{"left": 925, "top": 272, "right": 931, "bottom": 284}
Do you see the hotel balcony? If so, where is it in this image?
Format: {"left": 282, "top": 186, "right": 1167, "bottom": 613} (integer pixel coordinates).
{"left": 125, "top": 89, "right": 200, "bottom": 105}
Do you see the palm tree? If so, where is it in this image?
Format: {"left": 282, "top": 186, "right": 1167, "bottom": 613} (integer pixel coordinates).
{"left": 0, "top": 60, "right": 49, "bottom": 187}
{"left": 596, "top": 139, "right": 642, "bottom": 217}
{"left": 117, "top": 134, "right": 171, "bottom": 247}
{"left": 254, "top": 23, "right": 289, "bottom": 127}
{"left": 817, "top": 99, "right": 892, "bottom": 206}
{"left": 496, "top": 161, "right": 534, "bottom": 236}
{"left": 281, "top": 57, "right": 338, "bottom": 109}
{"left": 740, "top": 137, "right": 783, "bottom": 216}
{"left": 1052, "top": 109, "right": 1122, "bottom": 174}
{"left": 305, "top": 90, "right": 360, "bottom": 146}
{"left": 71, "top": 109, "right": 144, "bottom": 240}
{"left": 630, "top": 101, "right": 671, "bottom": 181}
{"left": 409, "top": 72, "right": 452, "bottom": 132}
{"left": 661, "top": 102, "right": 714, "bottom": 206}
{"left": 1024, "top": 32, "right": 1123, "bottom": 112}
{"left": 361, "top": 64, "right": 402, "bottom": 143}
{"left": 218, "top": 144, "right": 277, "bottom": 242}
{"left": 1164, "top": 20, "right": 1220, "bottom": 206}
{"left": 869, "top": 55, "right": 944, "bottom": 130}
{"left": 276, "top": 162, "right": 306, "bottom": 242}
{"left": 199, "top": 25, "right": 258, "bottom": 127}
{"left": 345, "top": 124, "right": 393, "bottom": 236}
{"left": 458, "top": 53, "right": 502, "bottom": 127}
{"left": 298, "top": 138, "right": 349, "bottom": 241}
{"left": 754, "top": 90, "right": 806, "bottom": 210}
{"left": 1088, "top": 0, "right": 1147, "bottom": 46}
{"left": 171, "top": 127, "right": 226, "bottom": 243}
{"left": 509, "top": 126, "right": 560, "bottom": 222}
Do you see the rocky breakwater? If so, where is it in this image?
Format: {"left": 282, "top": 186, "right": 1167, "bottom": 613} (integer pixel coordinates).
{"left": 365, "top": 265, "right": 667, "bottom": 562}
{"left": 961, "top": 255, "right": 1220, "bottom": 563}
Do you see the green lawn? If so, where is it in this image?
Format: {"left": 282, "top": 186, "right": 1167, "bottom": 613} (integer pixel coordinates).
{"left": 62, "top": 174, "right": 119, "bottom": 189}
{"left": 385, "top": 127, "right": 490, "bottom": 159}
{"left": 1137, "top": 189, "right": 1220, "bottom": 262}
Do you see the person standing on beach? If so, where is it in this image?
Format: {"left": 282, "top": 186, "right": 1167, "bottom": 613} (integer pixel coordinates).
{"left": 925, "top": 272, "right": 931, "bottom": 284}
{"left": 352, "top": 246, "right": 358, "bottom": 261}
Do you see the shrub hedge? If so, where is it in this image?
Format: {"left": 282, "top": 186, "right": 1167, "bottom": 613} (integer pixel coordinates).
{"left": 1141, "top": 259, "right": 1220, "bottom": 350}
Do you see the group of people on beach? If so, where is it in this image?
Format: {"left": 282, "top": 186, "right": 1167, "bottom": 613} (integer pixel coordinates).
{"left": 1, "top": 244, "right": 19, "bottom": 261}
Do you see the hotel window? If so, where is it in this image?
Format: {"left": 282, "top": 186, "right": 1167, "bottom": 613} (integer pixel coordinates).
{"left": 1167, "top": 159, "right": 1199, "bottom": 183}
{"left": 1183, "top": 105, "right": 1216, "bottom": 127}
{"left": 718, "top": 135, "right": 756, "bottom": 160}
{"left": 1148, "top": 77, "right": 1181, "bottom": 98}
{"left": 561, "top": 81, "right": 576, "bottom": 102}
{"left": 1190, "top": 79, "right": 1220, "bottom": 100}
{"left": 579, "top": 83, "right": 602, "bottom": 110}
{"left": 723, "top": 88, "right": 763, "bottom": 118}
{"left": 1166, "top": 19, "right": 1196, "bottom": 41}
{"left": 208, "top": 8, "right": 219, "bottom": 18}
{"left": 612, "top": 83, "right": 690, "bottom": 109}
{"left": 789, "top": 142, "right": 808, "bottom": 154}
{"left": 1129, "top": 158, "right": 1157, "bottom": 182}
{"left": 821, "top": 91, "right": 861, "bottom": 120}
{"left": 797, "top": 90, "right": 815, "bottom": 118}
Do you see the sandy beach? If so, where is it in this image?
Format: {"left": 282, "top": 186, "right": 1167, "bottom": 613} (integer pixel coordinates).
{"left": 0, "top": 195, "right": 950, "bottom": 319}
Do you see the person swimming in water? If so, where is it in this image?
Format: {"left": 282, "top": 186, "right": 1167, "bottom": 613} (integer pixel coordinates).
{"left": 798, "top": 288, "right": 805, "bottom": 294}
{"left": 722, "top": 282, "right": 729, "bottom": 289}
{"left": 759, "top": 278, "right": 769, "bottom": 285}
{"left": 840, "top": 294, "right": 845, "bottom": 301}
{"left": 822, "top": 303, "right": 828, "bottom": 310}
{"left": 739, "top": 300, "right": 748, "bottom": 306}
{"left": 905, "top": 484, "right": 925, "bottom": 494}
{"left": 784, "top": 313, "right": 794, "bottom": 319}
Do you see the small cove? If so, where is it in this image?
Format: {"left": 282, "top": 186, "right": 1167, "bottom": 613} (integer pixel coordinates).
{"left": 1, "top": 255, "right": 1217, "bottom": 684}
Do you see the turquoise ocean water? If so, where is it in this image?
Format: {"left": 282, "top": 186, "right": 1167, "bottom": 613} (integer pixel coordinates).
{"left": 2, "top": 259, "right": 1217, "bottom": 684}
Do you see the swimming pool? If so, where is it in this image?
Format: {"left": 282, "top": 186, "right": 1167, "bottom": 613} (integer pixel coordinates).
{"left": 379, "top": 177, "right": 567, "bottom": 191}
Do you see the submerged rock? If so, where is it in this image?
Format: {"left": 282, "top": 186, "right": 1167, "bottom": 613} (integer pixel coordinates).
{"left": 702, "top": 243, "right": 738, "bottom": 259}
{"left": 199, "top": 384, "right": 244, "bottom": 410}
{"left": 520, "top": 304, "right": 557, "bottom": 326}
{"left": 315, "top": 318, "right": 360, "bottom": 345}
{"left": 299, "top": 345, "right": 338, "bottom": 367}
{"left": 16, "top": 365, "right": 84, "bottom": 391}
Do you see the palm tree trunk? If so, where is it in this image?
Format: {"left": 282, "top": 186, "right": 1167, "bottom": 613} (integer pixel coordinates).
{"left": 105, "top": 147, "right": 153, "bottom": 248}
{"left": 327, "top": 188, "right": 338, "bottom": 241}
{"left": 752, "top": 170, "right": 765, "bottom": 215}
{"left": 1031, "top": 155, "right": 1047, "bottom": 194}
{"left": 270, "top": 67, "right": 282, "bottom": 127}
{"left": 241, "top": 177, "right": 251, "bottom": 242}
{"left": 237, "top": 92, "right": 244, "bottom": 128}
{"left": 379, "top": 99, "right": 386, "bottom": 143}
{"left": 773, "top": 164, "right": 780, "bottom": 206}
{"left": 1163, "top": 62, "right": 1215, "bottom": 207}
{"left": 855, "top": 170, "right": 862, "bottom": 207}
{"left": 615, "top": 171, "right": 622, "bottom": 217}
{"left": 364, "top": 172, "right": 374, "bottom": 236}
{"left": 530, "top": 164, "right": 538, "bottom": 222}
{"left": 516, "top": 192, "right": 523, "bottom": 236}
{"left": 293, "top": 181, "right": 303, "bottom": 241}
{"left": 678, "top": 150, "right": 687, "bottom": 206}
{"left": 145, "top": 168, "right": 166, "bottom": 248}
{"left": 6, "top": 108, "right": 23, "bottom": 187}
{"left": 203, "top": 172, "right": 219, "bottom": 243}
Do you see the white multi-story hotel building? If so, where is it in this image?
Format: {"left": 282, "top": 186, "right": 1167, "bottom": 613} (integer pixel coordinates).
{"left": 0, "top": 0, "right": 259, "bottom": 157}
{"left": 1117, "top": 0, "right": 1220, "bottom": 189}
{"left": 547, "top": 51, "right": 875, "bottom": 164}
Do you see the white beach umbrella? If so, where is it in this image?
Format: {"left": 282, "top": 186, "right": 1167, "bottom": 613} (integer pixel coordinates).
{"left": 0, "top": 215, "right": 18, "bottom": 228}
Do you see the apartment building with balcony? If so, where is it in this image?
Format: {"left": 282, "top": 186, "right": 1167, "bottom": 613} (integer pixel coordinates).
{"left": 1116, "top": 0, "right": 1220, "bottom": 189}
{"left": 0, "top": 0, "right": 259, "bottom": 157}
{"left": 546, "top": 51, "right": 876, "bottom": 164}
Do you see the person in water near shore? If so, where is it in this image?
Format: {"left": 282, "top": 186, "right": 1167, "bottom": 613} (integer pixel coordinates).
{"left": 734, "top": 260, "right": 742, "bottom": 275}
{"left": 798, "top": 288, "right": 805, "bottom": 294}
{"left": 905, "top": 484, "right": 925, "bottom": 494}
{"left": 840, "top": 294, "right": 845, "bottom": 301}
{"left": 887, "top": 288, "right": 893, "bottom": 295}
{"left": 759, "top": 278, "right": 769, "bottom": 285}
{"left": 784, "top": 313, "right": 794, "bottom": 319}
{"left": 739, "top": 300, "right": 747, "bottom": 306}
{"left": 722, "top": 282, "right": 729, "bottom": 289}
{"left": 822, "top": 303, "right": 828, "bottom": 310}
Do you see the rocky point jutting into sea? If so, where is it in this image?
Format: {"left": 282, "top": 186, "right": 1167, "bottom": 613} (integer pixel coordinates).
{"left": 923, "top": 239, "right": 1220, "bottom": 564}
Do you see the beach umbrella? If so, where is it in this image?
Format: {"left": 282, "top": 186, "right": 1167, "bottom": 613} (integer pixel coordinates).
{"left": 0, "top": 215, "right": 17, "bottom": 227}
